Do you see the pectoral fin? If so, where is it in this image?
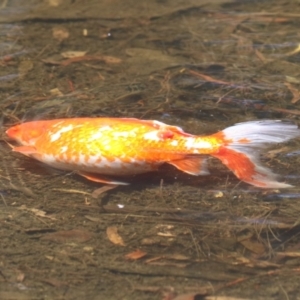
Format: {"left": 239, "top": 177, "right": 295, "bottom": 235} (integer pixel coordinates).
{"left": 78, "top": 171, "right": 129, "bottom": 185}
{"left": 13, "top": 146, "right": 38, "bottom": 154}
{"left": 168, "top": 156, "right": 209, "bottom": 176}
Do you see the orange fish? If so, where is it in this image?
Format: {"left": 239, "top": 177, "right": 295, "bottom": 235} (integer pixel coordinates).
{"left": 5, "top": 118, "right": 300, "bottom": 188}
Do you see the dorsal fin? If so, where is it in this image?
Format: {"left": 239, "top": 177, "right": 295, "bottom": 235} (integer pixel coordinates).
{"left": 156, "top": 124, "right": 193, "bottom": 140}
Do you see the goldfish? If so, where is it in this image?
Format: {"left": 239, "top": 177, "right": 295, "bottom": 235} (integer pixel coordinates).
{"left": 5, "top": 118, "right": 300, "bottom": 188}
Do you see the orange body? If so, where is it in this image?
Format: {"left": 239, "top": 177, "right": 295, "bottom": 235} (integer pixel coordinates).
{"left": 6, "top": 118, "right": 300, "bottom": 188}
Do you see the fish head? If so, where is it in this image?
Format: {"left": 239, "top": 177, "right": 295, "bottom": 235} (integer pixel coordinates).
{"left": 6, "top": 121, "right": 46, "bottom": 145}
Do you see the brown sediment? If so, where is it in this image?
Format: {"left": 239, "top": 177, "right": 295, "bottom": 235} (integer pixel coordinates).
{"left": 1, "top": 0, "right": 300, "bottom": 299}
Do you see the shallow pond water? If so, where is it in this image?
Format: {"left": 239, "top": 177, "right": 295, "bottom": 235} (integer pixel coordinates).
{"left": 1, "top": 1, "right": 300, "bottom": 299}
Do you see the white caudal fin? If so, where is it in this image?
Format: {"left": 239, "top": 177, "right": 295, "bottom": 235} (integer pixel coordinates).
{"left": 212, "top": 120, "right": 300, "bottom": 188}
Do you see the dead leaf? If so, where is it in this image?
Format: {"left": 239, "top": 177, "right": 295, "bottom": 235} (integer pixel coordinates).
{"left": 286, "top": 43, "right": 300, "bottom": 56}
{"left": 239, "top": 238, "right": 265, "bottom": 255}
{"left": 42, "top": 55, "right": 121, "bottom": 67}
{"left": 24, "top": 228, "right": 56, "bottom": 234}
{"left": 49, "top": 88, "right": 63, "bottom": 97}
{"left": 157, "top": 232, "right": 175, "bottom": 237}
{"left": 40, "top": 278, "right": 67, "bottom": 287}
{"left": 156, "top": 224, "right": 175, "bottom": 237}
{"left": 277, "top": 251, "right": 300, "bottom": 258}
{"left": 141, "top": 238, "right": 159, "bottom": 245}
{"left": 125, "top": 47, "right": 184, "bottom": 74}
{"left": 91, "top": 184, "right": 118, "bottom": 198}
{"left": 83, "top": 246, "right": 94, "bottom": 252}
{"left": 45, "top": 255, "right": 56, "bottom": 261}
{"left": 125, "top": 249, "right": 147, "bottom": 260}
{"left": 134, "top": 286, "right": 161, "bottom": 293}
{"left": 106, "top": 226, "right": 125, "bottom": 246}
{"left": 84, "top": 215, "right": 102, "bottom": 223}
{"left": 266, "top": 146, "right": 289, "bottom": 159}
{"left": 18, "top": 60, "right": 33, "bottom": 76}
{"left": 213, "top": 191, "right": 224, "bottom": 198}
{"left": 285, "top": 75, "right": 300, "bottom": 84}
{"left": 41, "top": 58, "right": 62, "bottom": 65}
{"left": 18, "top": 205, "right": 56, "bottom": 220}
{"left": 164, "top": 292, "right": 213, "bottom": 300}
{"left": 284, "top": 82, "right": 300, "bottom": 103}
{"left": 59, "top": 55, "right": 121, "bottom": 66}
{"left": 61, "top": 51, "right": 87, "bottom": 58}
{"left": 188, "top": 69, "right": 232, "bottom": 86}
{"left": 9, "top": 183, "right": 35, "bottom": 198}
{"left": 16, "top": 271, "right": 25, "bottom": 282}
{"left": 100, "top": 55, "right": 122, "bottom": 64}
{"left": 52, "top": 27, "right": 69, "bottom": 42}
{"left": 145, "top": 256, "right": 163, "bottom": 264}
{"left": 166, "top": 254, "right": 189, "bottom": 261}
{"left": 147, "top": 261, "right": 187, "bottom": 268}
{"left": 41, "top": 229, "right": 93, "bottom": 243}
{"left": 234, "top": 256, "right": 280, "bottom": 268}
{"left": 48, "top": 0, "right": 63, "bottom": 7}
{"left": 254, "top": 49, "right": 267, "bottom": 62}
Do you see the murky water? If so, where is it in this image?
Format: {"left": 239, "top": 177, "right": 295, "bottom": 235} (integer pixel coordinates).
{"left": 1, "top": 1, "right": 300, "bottom": 299}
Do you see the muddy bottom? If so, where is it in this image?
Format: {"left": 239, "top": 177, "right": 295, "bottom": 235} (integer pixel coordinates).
{"left": 1, "top": 1, "right": 300, "bottom": 299}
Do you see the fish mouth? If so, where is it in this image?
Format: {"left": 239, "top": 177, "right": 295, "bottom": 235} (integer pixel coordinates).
{"left": 6, "top": 125, "right": 20, "bottom": 139}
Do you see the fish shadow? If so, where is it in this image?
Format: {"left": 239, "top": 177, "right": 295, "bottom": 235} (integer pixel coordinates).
{"left": 14, "top": 157, "right": 237, "bottom": 190}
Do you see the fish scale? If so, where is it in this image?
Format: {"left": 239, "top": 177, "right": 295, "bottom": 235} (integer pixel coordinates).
{"left": 43, "top": 119, "right": 189, "bottom": 163}
{"left": 6, "top": 118, "right": 300, "bottom": 188}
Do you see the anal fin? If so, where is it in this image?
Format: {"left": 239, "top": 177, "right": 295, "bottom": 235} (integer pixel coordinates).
{"left": 168, "top": 156, "right": 209, "bottom": 176}
{"left": 78, "top": 171, "right": 129, "bottom": 185}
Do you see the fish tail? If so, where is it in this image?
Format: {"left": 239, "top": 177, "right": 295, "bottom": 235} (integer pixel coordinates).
{"left": 211, "top": 120, "right": 300, "bottom": 188}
